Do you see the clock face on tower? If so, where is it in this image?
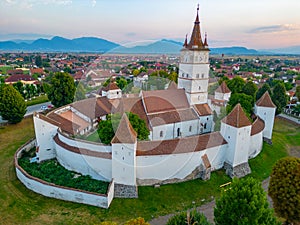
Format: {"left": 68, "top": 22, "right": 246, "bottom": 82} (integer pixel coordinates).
{"left": 199, "top": 52, "right": 205, "bottom": 63}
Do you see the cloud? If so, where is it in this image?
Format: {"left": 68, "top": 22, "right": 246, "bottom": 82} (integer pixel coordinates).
{"left": 4, "top": 0, "right": 72, "bottom": 8}
{"left": 91, "top": 0, "right": 96, "bottom": 7}
{"left": 248, "top": 24, "right": 299, "bottom": 33}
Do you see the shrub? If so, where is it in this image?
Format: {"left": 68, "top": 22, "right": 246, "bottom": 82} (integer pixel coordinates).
{"left": 166, "top": 209, "right": 211, "bottom": 225}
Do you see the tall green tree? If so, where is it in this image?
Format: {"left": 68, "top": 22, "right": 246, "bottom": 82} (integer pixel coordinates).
{"left": 256, "top": 83, "right": 271, "bottom": 100}
{"left": 242, "top": 81, "right": 258, "bottom": 102}
{"left": 13, "top": 81, "right": 24, "bottom": 97}
{"left": 226, "top": 93, "right": 253, "bottom": 115}
{"left": 0, "top": 84, "right": 26, "bottom": 123}
{"left": 226, "top": 76, "right": 245, "bottom": 93}
{"left": 74, "top": 82, "right": 86, "bottom": 101}
{"left": 295, "top": 85, "right": 300, "bottom": 101}
{"left": 167, "top": 209, "right": 211, "bottom": 225}
{"left": 35, "top": 55, "right": 42, "bottom": 67}
{"left": 268, "top": 157, "right": 300, "bottom": 225}
{"left": 47, "top": 72, "right": 76, "bottom": 108}
{"left": 214, "top": 177, "right": 279, "bottom": 225}
{"left": 272, "top": 83, "right": 288, "bottom": 114}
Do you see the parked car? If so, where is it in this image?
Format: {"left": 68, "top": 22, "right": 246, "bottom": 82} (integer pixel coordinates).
{"left": 47, "top": 104, "right": 54, "bottom": 109}
{"left": 40, "top": 105, "right": 47, "bottom": 111}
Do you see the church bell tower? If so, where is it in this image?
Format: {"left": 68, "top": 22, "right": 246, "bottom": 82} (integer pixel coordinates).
{"left": 178, "top": 5, "right": 210, "bottom": 105}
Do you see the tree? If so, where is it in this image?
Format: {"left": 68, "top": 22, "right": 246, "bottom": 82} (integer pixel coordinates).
{"left": 256, "top": 83, "right": 271, "bottom": 100}
{"left": 167, "top": 209, "right": 211, "bottom": 225}
{"left": 47, "top": 72, "right": 76, "bottom": 108}
{"left": 214, "top": 177, "right": 279, "bottom": 225}
{"left": 13, "top": 81, "right": 24, "bottom": 97}
{"left": 226, "top": 76, "right": 245, "bottom": 93}
{"left": 0, "top": 84, "right": 26, "bottom": 124}
{"left": 295, "top": 85, "right": 300, "bottom": 101}
{"left": 272, "top": 83, "right": 288, "bottom": 114}
{"left": 98, "top": 113, "right": 149, "bottom": 144}
{"left": 127, "top": 112, "right": 149, "bottom": 140}
{"left": 226, "top": 93, "right": 253, "bottom": 116}
{"left": 74, "top": 82, "right": 86, "bottom": 101}
{"left": 116, "top": 77, "right": 128, "bottom": 90}
{"left": 268, "top": 157, "right": 300, "bottom": 225}
{"left": 242, "top": 81, "right": 258, "bottom": 102}
{"left": 35, "top": 55, "right": 42, "bottom": 67}
{"left": 124, "top": 217, "right": 150, "bottom": 225}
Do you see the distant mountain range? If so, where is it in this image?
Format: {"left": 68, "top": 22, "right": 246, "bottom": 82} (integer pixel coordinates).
{"left": 0, "top": 36, "right": 299, "bottom": 55}
{"left": 0, "top": 36, "right": 119, "bottom": 52}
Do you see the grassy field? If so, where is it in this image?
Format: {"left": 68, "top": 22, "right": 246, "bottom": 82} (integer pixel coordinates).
{"left": 0, "top": 117, "right": 298, "bottom": 224}
{"left": 0, "top": 65, "right": 13, "bottom": 75}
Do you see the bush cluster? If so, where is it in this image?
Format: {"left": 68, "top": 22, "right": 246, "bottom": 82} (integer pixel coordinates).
{"left": 18, "top": 157, "right": 109, "bottom": 194}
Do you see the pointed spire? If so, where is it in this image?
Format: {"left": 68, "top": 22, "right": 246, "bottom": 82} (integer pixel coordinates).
{"left": 187, "top": 4, "right": 204, "bottom": 50}
{"left": 183, "top": 34, "right": 188, "bottom": 47}
{"left": 111, "top": 114, "right": 137, "bottom": 144}
{"left": 204, "top": 32, "right": 208, "bottom": 47}
{"left": 195, "top": 4, "right": 200, "bottom": 23}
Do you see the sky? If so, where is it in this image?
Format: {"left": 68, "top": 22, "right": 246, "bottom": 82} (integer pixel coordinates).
{"left": 0, "top": 0, "right": 300, "bottom": 49}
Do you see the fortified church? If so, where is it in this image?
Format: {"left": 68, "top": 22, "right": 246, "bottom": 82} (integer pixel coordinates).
{"left": 31, "top": 7, "right": 276, "bottom": 199}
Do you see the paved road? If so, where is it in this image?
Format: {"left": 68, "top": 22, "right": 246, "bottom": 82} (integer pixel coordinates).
{"left": 278, "top": 113, "right": 300, "bottom": 125}
{"left": 25, "top": 101, "right": 51, "bottom": 117}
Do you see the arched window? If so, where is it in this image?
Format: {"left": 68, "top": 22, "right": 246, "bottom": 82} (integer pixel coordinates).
{"left": 160, "top": 131, "right": 163, "bottom": 137}
{"left": 189, "top": 126, "right": 192, "bottom": 132}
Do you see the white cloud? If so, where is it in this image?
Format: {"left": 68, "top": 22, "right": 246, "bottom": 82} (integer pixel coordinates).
{"left": 4, "top": 0, "right": 72, "bottom": 9}
{"left": 91, "top": 0, "right": 96, "bottom": 7}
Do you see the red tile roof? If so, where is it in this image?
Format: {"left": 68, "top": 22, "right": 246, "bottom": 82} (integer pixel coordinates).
{"left": 222, "top": 103, "right": 251, "bottom": 128}
{"left": 110, "top": 97, "right": 149, "bottom": 129}
{"left": 194, "top": 103, "right": 213, "bottom": 116}
{"left": 48, "top": 112, "right": 81, "bottom": 135}
{"left": 102, "top": 82, "right": 120, "bottom": 91}
{"left": 251, "top": 116, "right": 265, "bottom": 136}
{"left": 256, "top": 91, "right": 276, "bottom": 108}
{"left": 30, "top": 68, "right": 44, "bottom": 74}
{"left": 148, "top": 108, "right": 199, "bottom": 127}
{"left": 71, "top": 97, "right": 112, "bottom": 119}
{"left": 215, "top": 81, "right": 231, "bottom": 94}
{"left": 5, "top": 74, "right": 36, "bottom": 83}
{"left": 111, "top": 114, "right": 137, "bottom": 144}
{"left": 201, "top": 154, "right": 211, "bottom": 169}
{"left": 167, "top": 81, "right": 177, "bottom": 90}
{"left": 137, "top": 132, "right": 227, "bottom": 156}
{"left": 142, "top": 89, "right": 189, "bottom": 114}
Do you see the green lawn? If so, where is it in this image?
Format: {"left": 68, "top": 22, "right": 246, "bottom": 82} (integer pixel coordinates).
{"left": 26, "top": 94, "right": 49, "bottom": 106}
{"left": 85, "top": 130, "right": 101, "bottom": 142}
{"left": 0, "top": 117, "right": 298, "bottom": 224}
{"left": 0, "top": 65, "right": 13, "bottom": 74}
